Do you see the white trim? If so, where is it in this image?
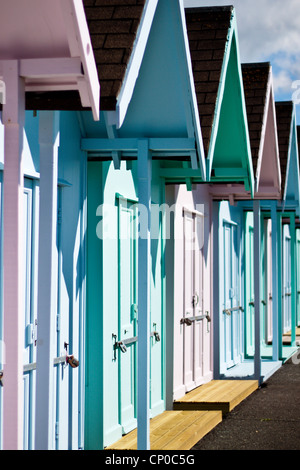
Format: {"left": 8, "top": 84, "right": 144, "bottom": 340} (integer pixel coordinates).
{"left": 115, "top": 0, "right": 159, "bottom": 129}
{"left": 61, "top": 0, "right": 100, "bottom": 120}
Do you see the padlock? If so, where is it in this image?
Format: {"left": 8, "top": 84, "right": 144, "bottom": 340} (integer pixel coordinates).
{"left": 66, "top": 355, "right": 80, "bottom": 368}
{"left": 118, "top": 341, "right": 127, "bottom": 353}
{"left": 154, "top": 331, "right": 161, "bottom": 342}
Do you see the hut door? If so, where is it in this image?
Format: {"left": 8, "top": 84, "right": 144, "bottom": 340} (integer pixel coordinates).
{"left": 297, "top": 232, "right": 300, "bottom": 326}
{"left": 245, "top": 213, "right": 254, "bottom": 356}
{"left": 118, "top": 197, "right": 138, "bottom": 434}
{"left": 223, "top": 221, "right": 241, "bottom": 369}
{"left": 182, "top": 209, "right": 206, "bottom": 392}
{"left": 283, "top": 227, "right": 292, "bottom": 334}
{"left": 265, "top": 219, "right": 273, "bottom": 343}
{"left": 23, "top": 179, "right": 39, "bottom": 450}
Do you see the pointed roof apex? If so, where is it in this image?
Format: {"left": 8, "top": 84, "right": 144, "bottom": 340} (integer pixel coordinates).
{"left": 275, "top": 101, "right": 294, "bottom": 189}
{"left": 184, "top": 6, "right": 234, "bottom": 157}
{"left": 241, "top": 62, "right": 271, "bottom": 176}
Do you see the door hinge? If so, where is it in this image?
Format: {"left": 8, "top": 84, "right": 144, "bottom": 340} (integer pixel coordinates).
{"left": 55, "top": 422, "right": 59, "bottom": 441}
{"left": 56, "top": 314, "right": 61, "bottom": 332}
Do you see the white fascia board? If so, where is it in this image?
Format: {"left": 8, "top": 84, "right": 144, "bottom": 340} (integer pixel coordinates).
{"left": 284, "top": 105, "right": 300, "bottom": 205}
{"left": 61, "top": 0, "right": 100, "bottom": 121}
{"left": 115, "top": 0, "right": 159, "bottom": 129}
{"left": 256, "top": 69, "right": 281, "bottom": 193}
{"left": 255, "top": 68, "right": 272, "bottom": 193}
{"left": 206, "top": 16, "right": 233, "bottom": 174}
{"left": 177, "top": 0, "right": 206, "bottom": 178}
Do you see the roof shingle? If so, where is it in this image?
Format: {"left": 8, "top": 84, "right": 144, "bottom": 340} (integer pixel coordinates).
{"left": 84, "top": 0, "right": 146, "bottom": 110}
{"left": 241, "top": 62, "right": 270, "bottom": 176}
{"left": 185, "top": 6, "right": 233, "bottom": 156}
{"left": 275, "top": 101, "right": 293, "bottom": 190}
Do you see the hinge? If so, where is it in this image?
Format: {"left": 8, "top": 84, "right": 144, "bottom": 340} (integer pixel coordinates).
{"left": 56, "top": 314, "right": 61, "bottom": 332}
{"left": 55, "top": 422, "right": 59, "bottom": 440}
{"left": 57, "top": 208, "right": 62, "bottom": 225}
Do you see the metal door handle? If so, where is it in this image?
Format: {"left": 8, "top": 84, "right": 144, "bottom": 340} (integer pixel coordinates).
{"left": 223, "top": 306, "right": 244, "bottom": 315}
{"left": 180, "top": 314, "right": 207, "bottom": 325}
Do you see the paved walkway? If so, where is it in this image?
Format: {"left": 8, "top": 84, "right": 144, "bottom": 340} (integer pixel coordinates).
{"left": 192, "top": 350, "right": 300, "bottom": 450}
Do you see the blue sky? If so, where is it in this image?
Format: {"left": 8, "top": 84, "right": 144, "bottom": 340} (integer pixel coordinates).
{"left": 184, "top": 0, "right": 300, "bottom": 123}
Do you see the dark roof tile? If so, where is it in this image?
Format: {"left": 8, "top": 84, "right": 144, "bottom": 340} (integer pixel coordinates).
{"left": 84, "top": 0, "right": 147, "bottom": 110}
{"left": 275, "top": 101, "right": 293, "bottom": 189}
{"left": 241, "top": 62, "right": 270, "bottom": 175}
{"left": 185, "top": 6, "right": 233, "bottom": 156}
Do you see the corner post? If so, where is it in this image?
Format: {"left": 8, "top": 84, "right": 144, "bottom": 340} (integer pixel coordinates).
{"left": 2, "top": 60, "right": 25, "bottom": 450}
{"left": 137, "top": 139, "right": 151, "bottom": 450}
{"left": 254, "top": 200, "right": 261, "bottom": 383}
{"left": 271, "top": 202, "right": 279, "bottom": 361}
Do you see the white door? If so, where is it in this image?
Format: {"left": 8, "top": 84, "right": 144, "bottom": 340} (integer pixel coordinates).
{"left": 181, "top": 209, "right": 209, "bottom": 392}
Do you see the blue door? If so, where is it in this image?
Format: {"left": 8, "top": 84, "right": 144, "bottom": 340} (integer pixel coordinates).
{"left": 222, "top": 220, "right": 242, "bottom": 370}
{"left": 283, "top": 225, "right": 292, "bottom": 334}
{"left": 117, "top": 196, "right": 138, "bottom": 434}
{"left": 22, "top": 178, "right": 39, "bottom": 450}
{"left": 245, "top": 212, "right": 254, "bottom": 357}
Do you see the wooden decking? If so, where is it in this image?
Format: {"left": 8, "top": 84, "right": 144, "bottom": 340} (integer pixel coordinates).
{"left": 105, "top": 409, "right": 222, "bottom": 450}
{"left": 173, "top": 379, "right": 258, "bottom": 414}
{"left": 106, "top": 379, "right": 258, "bottom": 450}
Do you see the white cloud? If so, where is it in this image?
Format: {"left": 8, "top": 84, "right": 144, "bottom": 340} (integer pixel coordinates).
{"left": 184, "top": 0, "right": 300, "bottom": 117}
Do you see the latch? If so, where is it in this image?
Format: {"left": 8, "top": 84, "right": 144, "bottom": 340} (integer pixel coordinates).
{"left": 223, "top": 306, "right": 244, "bottom": 315}
{"left": 0, "top": 370, "right": 3, "bottom": 387}
{"left": 113, "top": 335, "right": 138, "bottom": 359}
{"left": 64, "top": 342, "right": 80, "bottom": 369}
{"left": 150, "top": 331, "right": 161, "bottom": 342}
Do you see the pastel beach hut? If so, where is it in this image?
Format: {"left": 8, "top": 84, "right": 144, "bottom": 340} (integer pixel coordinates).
{"left": 164, "top": 5, "right": 254, "bottom": 400}
{"left": 0, "top": 0, "right": 99, "bottom": 450}
{"left": 81, "top": 0, "right": 206, "bottom": 450}
{"left": 275, "top": 102, "right": 300, "bottom": 361}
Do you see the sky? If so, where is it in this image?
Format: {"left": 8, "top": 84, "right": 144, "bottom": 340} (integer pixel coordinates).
{"left": 184, "top": 0, "right": 300, "bottom": 123}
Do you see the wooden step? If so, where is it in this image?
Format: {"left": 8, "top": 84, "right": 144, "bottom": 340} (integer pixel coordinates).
{"left": 105, "top": 409, "right": 222, "bottom": 450}
{"left": 173, "top": 380, "right": 258, "bottom": 414}
{"left": 283, "top": 327, "right": 300, "bottom": 336}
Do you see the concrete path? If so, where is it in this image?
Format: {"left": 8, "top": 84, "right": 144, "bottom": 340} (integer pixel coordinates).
{"left": 192, "top": 351, "right": 300, "bottom": 450}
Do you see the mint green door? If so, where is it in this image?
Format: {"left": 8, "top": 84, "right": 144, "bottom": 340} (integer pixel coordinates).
{"left": 223, "top": 221, "right": 240, "bottom": 368}
{"left": 118, "top": 196, "right": 138, "bottom": 434}
{"left": 296, "top": 230, "right": 300, "bottom": 326}
{"left": 245, "top": 212, "right": 254, "bottom": 357}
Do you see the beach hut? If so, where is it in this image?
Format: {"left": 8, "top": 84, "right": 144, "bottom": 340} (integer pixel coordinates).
{"left": 164, "top": 5, "right": 260, "bottom": 403}
{"left": 0, "top": 0, "right": 99, "bottom": 450}
{"left": 275, "top": 102, "right": 300, "bottom": 361}
{"left": 82, "top": 0, "right": 205, "bottom": 450}
{"left": 238, "top": 62, "right": 282, "bottom": 381}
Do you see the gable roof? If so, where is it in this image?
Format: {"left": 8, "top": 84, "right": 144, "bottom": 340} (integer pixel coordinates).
{"left": 185, "top": 6, "right": 254, "bottom": 192}
{"left": 185, "top": 6, "right": 232, "bottom": 158}
{"left": 25, "top": 0, "right": 152, "bottom": 124}
{"left": 275, "top": 101, "right": 293, "bottom": 194}
{"left": 276, "top": 101, "right": 300, "bottom": 212}
{"left": 242, "top": 62, "right": 281, "bottom": 196}
{"left": 84, "top": 0, "right": 146, "bottom": 111}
